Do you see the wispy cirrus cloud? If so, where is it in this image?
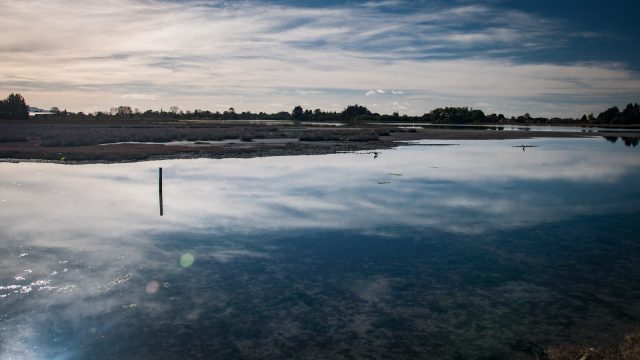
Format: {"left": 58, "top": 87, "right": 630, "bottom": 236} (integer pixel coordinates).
{"left": 0, "top": 0, "right": 638, "bottom": 116}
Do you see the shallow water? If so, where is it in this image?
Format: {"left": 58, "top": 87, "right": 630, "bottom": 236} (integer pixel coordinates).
{"left": 1, "top": 137, "right": 639, "bottom": 359}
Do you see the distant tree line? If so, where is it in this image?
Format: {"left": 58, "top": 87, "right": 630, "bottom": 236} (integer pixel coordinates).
{"left": 3, "top": 93, "right": 639, "bottom": 125}
{"left": 289, "top": 103, "right": 640, "bottom": 125}
{"left": 0, "top": 93, "right": 29, "bottom": 120}
{"left": 591, "top": 103, "right": 640, "bottom": 125}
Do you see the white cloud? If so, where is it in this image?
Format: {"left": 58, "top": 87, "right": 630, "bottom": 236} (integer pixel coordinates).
{"left": 366, "top": 89, "right": 390, "bottom": 96}
{"left": 439, "top": 28, "right": 520, "bottom": 44}
{"left": 0, "top": 0, "right": 638, "bottom": 116}
{"left": 122, "top": 94, "right": 158, "bottom": 100}
{"left": 361, "top": 0, "right": 404, "bottom": 8}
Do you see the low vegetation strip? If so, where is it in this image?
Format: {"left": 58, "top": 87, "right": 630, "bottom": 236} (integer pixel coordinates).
{"left": 2, "top": 93, "right": 639, "bottom": 126}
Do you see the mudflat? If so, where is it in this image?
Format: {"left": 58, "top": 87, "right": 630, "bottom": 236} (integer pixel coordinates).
{"left": 0, "top": 119, "right": 636, "bottom": 163}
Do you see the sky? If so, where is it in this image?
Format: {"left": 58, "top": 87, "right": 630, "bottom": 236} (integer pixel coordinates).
{"left": 1, "top": 0, "right": 639, "bottom": 117}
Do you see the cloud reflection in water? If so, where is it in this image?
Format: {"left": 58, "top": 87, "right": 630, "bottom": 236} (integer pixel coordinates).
{"left": 0, "top": 137, "right": 639, "bottom": 358}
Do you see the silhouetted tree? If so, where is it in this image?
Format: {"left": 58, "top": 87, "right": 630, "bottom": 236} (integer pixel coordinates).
{"left": 303, "top": 109, "right": 313, "bottom": 120}
{"left": 0, "top": 93, "right": 29, "bottom": 120}
{"left": 341, "top": 104, "right": 371, "bottom": 123}
{"left": 597, "top": 106, "right": 620, "bottom": 124}
{"left": 428, "top": 107, "right": 486, "bottom": 124}
{"left": 116, "top": 106, "right": 132, "bottom": 116}
{"left": 292, "top": 105, "right": 303, "bottom": 121}
{"left": 621, "top": 103, "right": 640, "bottom": 124}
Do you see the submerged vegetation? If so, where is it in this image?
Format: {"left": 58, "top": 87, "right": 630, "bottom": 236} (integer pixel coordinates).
{"left": 545, "top": 330, "right": 640, "bottom": 360}
{"left": 3, "top": 93, "right": 639, "bottom": 125}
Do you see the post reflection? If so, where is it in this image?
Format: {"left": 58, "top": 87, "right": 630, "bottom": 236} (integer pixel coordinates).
{"left": 159, "top": 167, "right": 163, "bottom": 217}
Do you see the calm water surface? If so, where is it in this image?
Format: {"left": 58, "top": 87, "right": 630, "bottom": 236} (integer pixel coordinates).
{"left": 1, "top": 138, "right": 639, "bottom": 359}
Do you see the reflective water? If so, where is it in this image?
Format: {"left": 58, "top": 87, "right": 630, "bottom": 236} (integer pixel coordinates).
{"left": 369, "top": 122, "right": 640, "bottom": 135}
{"left": 1, "top": 138, "right": 639, "bottom": 359}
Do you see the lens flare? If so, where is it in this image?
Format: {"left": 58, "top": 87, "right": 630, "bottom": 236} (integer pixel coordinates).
{"left": 145, "top": 280, "right": 160, "bottom": 294}
{"left": 180, "top": 253, "right": 195, "bottom": 268}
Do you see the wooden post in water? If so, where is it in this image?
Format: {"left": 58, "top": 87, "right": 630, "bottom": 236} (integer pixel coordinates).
{"left": 159, "top": 167, "right": 163, "bottom": 216}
